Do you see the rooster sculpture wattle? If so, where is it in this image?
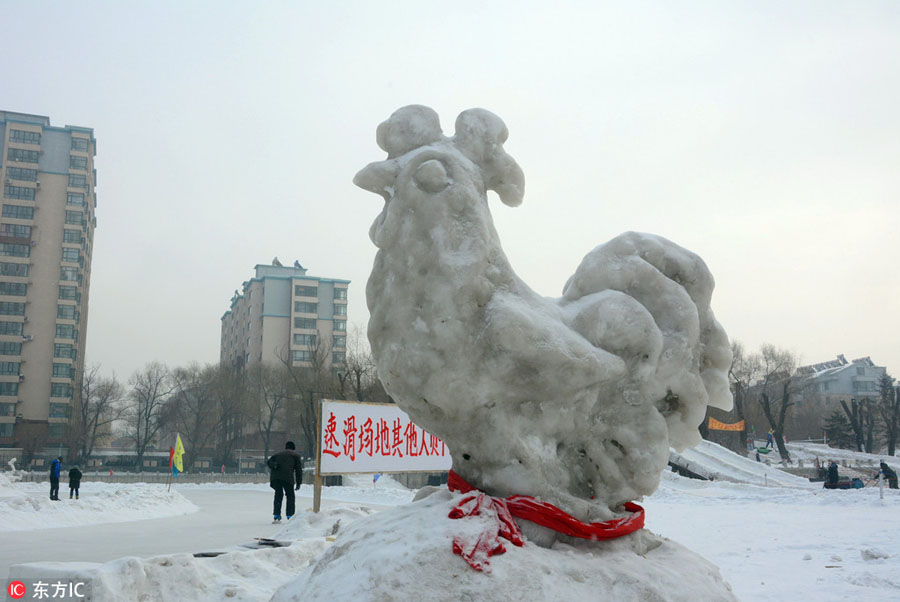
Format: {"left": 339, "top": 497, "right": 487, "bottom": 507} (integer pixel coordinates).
{"left": 356, "top": 105, "right": 732, "bottom": 525}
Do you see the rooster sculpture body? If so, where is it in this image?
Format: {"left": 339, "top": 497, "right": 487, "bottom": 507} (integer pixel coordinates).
{"left": 356, "top": 105, "right": 732, "bottom": 526}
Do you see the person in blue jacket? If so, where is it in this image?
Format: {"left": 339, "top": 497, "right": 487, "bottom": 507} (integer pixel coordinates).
{"left": 49, "top": 456, "right": 62, "bottom": 501}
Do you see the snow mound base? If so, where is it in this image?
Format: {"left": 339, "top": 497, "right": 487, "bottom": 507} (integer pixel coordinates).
{"left": 272, "top": 490, "right": 737, "bottom": 602}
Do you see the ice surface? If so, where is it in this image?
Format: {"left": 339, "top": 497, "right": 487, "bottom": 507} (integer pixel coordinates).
{"left": 357, "top": 105, "right": 732, "bottom": 522}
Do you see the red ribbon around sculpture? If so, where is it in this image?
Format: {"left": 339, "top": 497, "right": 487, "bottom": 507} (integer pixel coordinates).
{"left": 447, "top": 470, "right": 645, "bottom": 571}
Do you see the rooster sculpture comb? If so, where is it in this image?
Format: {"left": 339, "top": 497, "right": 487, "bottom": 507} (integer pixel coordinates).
{"left": 358, "top": 105, "right": 732, "bottom": 542}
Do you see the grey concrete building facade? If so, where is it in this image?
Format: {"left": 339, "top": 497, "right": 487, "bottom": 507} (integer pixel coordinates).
{"left": 0, "top": 111, "right": 97, "bottom": 447}
{"left": 221, "top": 261, "right": 349, "bottom": 371}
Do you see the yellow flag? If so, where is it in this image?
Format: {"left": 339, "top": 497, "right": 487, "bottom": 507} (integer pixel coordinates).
{"left": 173, "top": 434, "right": 185, "bottom": 474}
{"left": 708, "top": 417, "right": 746, "bottom": 431}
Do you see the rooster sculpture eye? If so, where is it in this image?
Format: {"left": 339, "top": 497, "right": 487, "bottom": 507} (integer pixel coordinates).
{"left": 413, "top": 159, "right": 451, "bottom": 193}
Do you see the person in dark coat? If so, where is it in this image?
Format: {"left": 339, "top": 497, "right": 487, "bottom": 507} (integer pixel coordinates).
{"left": 879, "top": 461, "right": 898, "bottom": 489}
{"left": 826, "top": 460, "right": 840, "bottom": 485}
{"left": 266, "top": 441, "right": 303, "bottom": 521}
{"left": 49, "top": 457, "right": 62, "bottom": 501}
{"left": 68, "top": 466, "right": 82, "bottom": 499}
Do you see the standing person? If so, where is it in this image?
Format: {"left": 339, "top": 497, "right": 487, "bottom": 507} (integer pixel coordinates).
{"left": 68, "top": 465, "right": 82, "bottom": 499}
{"left": 266, "top": 441, "right": 303, "bottom": 522}
{"left": 826, "top": 460, "right": 840, "bottom": 486}
{"left": 879, "top": 461, "right": 898, "bottom": 489}
{"left": 765, "top": 428, "right": 774, "bottom": 449}
{"left": 49, "top": 456, "right": 62, "bottom": 501}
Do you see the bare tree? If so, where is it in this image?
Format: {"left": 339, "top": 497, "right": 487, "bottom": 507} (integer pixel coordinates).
{"left": 752, "top": 344, "right": 799, "bottom": 462}
{"left": 341, "top": 325, "right": 377, "bottom": 402}
{"left": 168, "top": 363, "right": 222, "bottom": 469}
{"left": 248, "top": 363, "right": 291, "bottom": 461}
{"left": 840, "top": 397, "right": 878, "bottom": 453}
{"left": 124, "top": 362, "right": 175, "bottom": 471}
{"left": 726, "top": 340, "right": 760, "bottom": 451}
{"left": 71, "top": 364, "right": 124, "bottom": 463}
{"left": 280, "top": 335, "right": 335, "bottom": 459}
{"left": 210, "top": 364, "right": 249, "bottom": 467}
{"left": 877, "top": 374, "right": 899, "bottom": 456}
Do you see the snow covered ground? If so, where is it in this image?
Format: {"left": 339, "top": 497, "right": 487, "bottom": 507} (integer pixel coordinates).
{"left": 3, "top": 446, "right": 899, "bottom": 601}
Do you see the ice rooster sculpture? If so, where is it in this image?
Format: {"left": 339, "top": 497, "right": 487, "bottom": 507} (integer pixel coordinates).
{"left": 355, "top": 105, "right": 732, "bottom": 529}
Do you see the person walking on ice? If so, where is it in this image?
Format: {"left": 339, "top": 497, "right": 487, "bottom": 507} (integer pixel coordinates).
{"left": 68, "top": 465, "right": 82, "bottom": 499}
{"left": 267, "top": 441, "right": 303, "bottom": 523}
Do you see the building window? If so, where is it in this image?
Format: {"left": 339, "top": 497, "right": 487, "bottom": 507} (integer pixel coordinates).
{"left": 0, "top": 302, "right": 25, "bottom": 316}
{"left": 294, "top": 317, "right": 316, "bottom": 329}
{"left": 333, "top": 335, "right": 346, "bottom": 348}
{"left": 54, "top": 343, "right": 74, "bottom": 359}
{"left": 58, "top": 285, "right": 79, "bottom": 300}
{"left": 332, "top": 352, "right": 346, "bottom": 364}
{"left": 0, "top": 362, "right": 20, "bottom": 375}
{"left": 60, "top": 267, "right": 80, "bottom": 282}
{"left": 0, "top": 262, "right": 27, "bottom": 277}
{"left": 6, "top": 167, "right": 38, "bottom": 182}
{"left": 49, "top": 403, "right": 70, "bottom": 418}
{"left": 50, "top": 383, "right": 73, "bottom": 398}
{"left": 333, "top": 304, "right": 348, "bottom": 316}
{"left": 1, "top": 224, "right": 32, "bottom": 240}
{"left": 55, "top": 324, "right": 76, "bottom": 339}
{"left": 0, "top": 323, "right": 22, "bottom": 336}
{"left": 10, "top": 130, "right": 41, "bottom": 144}
{"left": 0, "top": 282, "right": 27, "bottom": 296}
{"left": 6, "top": 148, "right": 40, "bottom": 163}
{"left": 0, "top": 401, "right": 15, "bottom": 415}
{"left": 63, "top": 229, "right": 82, "bottom": 244}
{"left": 293, "top": 333, "right": 317, "bottom": 346}
{"left": 0, "top": 243, "right": 29, "bottom": 258}
{"left": 68, "top": 174, "right": 88, "bottom": 189}
{"left": 2, "top": 185, "right": 35, "bottom": 201}
{"left": 61, "top": 248, "right": 81, "bottom": 264}
{"left": 292, "top": 350, "right": 312, "bottom": 362}
{"left": 0, "top": 341, "right": 22, "bottom": 355}
{"left": 333, "top": 319, "right": 347, "bottom": 332}
{"left": 294, "top": 301, "right": 318, "bottom": 314}
{"left": 0, "top": 423, "right": 12, "bottom": 437}
{"left": 67, "top": 193, "right": 85, "bottom": 207}
{"left": 2, "top": 205, "right": 34, "bottom": 220}
{"left": 295, "top": 285, "right": 318, "bottom": 297}
{"left": 71, "top": 137, "right": 89, "bottom": 151}
{"left": 52, "top": 363, "right": 73, "bottom": 378}
{"left": 856, "top": 367, "right": 865, "bottom": 376}
{"left": 334, "top": 288, "right": 348, "bottom": 300}
{"left": 65, "top": 211, "right": 83, "bottom": 226}
{"left": 57, "top": 305, "right": 77, "bottom": 320}
{"left": 0, "top": 382, "right": 18, "bottom": 396}
{"left": 69, "top": 156, "right": 88, "bottom": 170}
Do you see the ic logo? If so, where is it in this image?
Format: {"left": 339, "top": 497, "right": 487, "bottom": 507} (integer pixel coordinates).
{"left": 7, "top": 580, "right": 26, "bottom": 599}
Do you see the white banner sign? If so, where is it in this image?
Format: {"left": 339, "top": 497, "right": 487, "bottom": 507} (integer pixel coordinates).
{"left": 318, "top": 400, "right": 452, "bottom": 474}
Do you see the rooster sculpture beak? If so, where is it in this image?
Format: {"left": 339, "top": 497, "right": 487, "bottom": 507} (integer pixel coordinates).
{"left": 354, "top": 160, "right": 400, "bottom": 202}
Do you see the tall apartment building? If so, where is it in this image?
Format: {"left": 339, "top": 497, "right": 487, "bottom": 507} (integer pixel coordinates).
{"left": 0, "top": 111, "right": 97, "bottom": 448}
{"left": 221, "top": 261, "right": 349, "bottom": 371}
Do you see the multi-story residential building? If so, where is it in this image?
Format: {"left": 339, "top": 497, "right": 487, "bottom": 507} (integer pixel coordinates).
{"left": 0, "top": 111, "right": 97, "bottom": 448}
{"left": 221, "top": 260, "right": 349, "bottom": 371}
{"left": 795, "top": 355, "right": 888, "bottom": 406}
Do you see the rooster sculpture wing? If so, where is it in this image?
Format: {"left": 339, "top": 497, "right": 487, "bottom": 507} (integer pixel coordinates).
{"left": 356, "top": 105, "right": 732, "bottom": 525}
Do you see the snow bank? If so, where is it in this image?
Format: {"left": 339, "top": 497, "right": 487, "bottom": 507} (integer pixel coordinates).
{"left": 0, "top": 479, "right": 198, "bottom": 532}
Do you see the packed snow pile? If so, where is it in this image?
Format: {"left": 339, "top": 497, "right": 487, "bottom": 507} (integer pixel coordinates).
{"left": 271, "top": 489, "right": 737, "bottom": 602}
{"left": 669, "top": 439, "right": 813, "bottom": 487}
{"left": 0, "top": 478, "right": 198, "bottom": 532}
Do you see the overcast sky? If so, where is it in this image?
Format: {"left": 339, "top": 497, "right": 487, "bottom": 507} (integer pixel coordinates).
{"left": 2, "top": 1, "right": 898, "bottom": 382}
